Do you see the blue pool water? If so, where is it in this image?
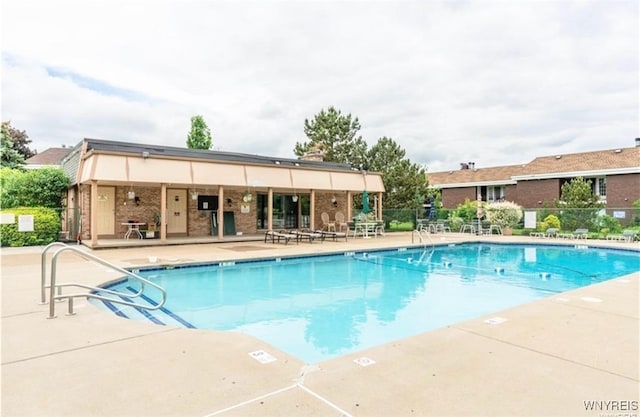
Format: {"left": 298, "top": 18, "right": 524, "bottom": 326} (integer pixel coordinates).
{"left": 95, "top": 243, "right": 639, "bottom": 363}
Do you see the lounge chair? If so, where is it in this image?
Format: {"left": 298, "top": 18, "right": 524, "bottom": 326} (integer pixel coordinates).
{"left": 292, "top": 229, "right": 324, "bottom": 243}
{"left": 264, "top": 230, "right": 297, "bottom": 245}
{"left": 606, "top": 230, "right": 638, "bottom": 242}
{"left": 532, "top": 227, "right": 558, "bottom": 238}
{"left": 559, "top": 228, "right": 588, "bottom": 239}
{"left": 319, "top": 230, "right": 348, "bottom": 242}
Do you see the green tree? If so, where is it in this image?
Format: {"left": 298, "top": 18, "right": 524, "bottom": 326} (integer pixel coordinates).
{"left": 0, "top": 167, "right": 69, "bottom": 210}
{"left": 1, "top": 121, "right": 36, "bottom": 163}
{"left": 294, "top": 106, "right": 367, "bottom": 167}
{"left": 1, "top": 124, "right": 26, "bottom": 168}
{"left": 556, "top": 177, "right": 604, "bottom": 230}
{"left": 186, "top": 115, "right": 213, "bottom": 150}
{"left": 366, "top": 137, "right": 429, "bottom": 209}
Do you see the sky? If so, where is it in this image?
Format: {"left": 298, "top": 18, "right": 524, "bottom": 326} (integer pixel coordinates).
{"left": 2, "top": 0, "right": 638, "bottom": 173}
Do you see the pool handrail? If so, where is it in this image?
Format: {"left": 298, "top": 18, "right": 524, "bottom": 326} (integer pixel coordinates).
{"left": 412, "top": 227, "right": 434, "bottom": 246}
{"left": 41, "top": 242, "right": 166, "bottom": 318}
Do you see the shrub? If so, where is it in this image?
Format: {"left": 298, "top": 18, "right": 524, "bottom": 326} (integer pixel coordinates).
{"left": 596, "top": 214, "right": 622, "bottom": 235}
{"left": 0, "top": 167, "right": 69, "bottom": 212}
{"left": 540, "top": 214, "right": 561, "bottom": 231}
{"left": 448, "top": 216, "right": 464, "bottom": 232}
{"left": 453, "top": 198, "right": 484, "bottom": 223}
{"left": 437, "top": 208, "right": 451, "bottom": 220}
{"left": 0, "top": 207, "right": 60, "bottom": 247}
{"left": 485, "top": 201, "right": 523, "bottom": 228}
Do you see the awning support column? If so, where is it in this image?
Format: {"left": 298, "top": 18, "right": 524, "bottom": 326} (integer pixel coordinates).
{"left": 160, "top": 184, "right": 167, "bottom": 242}
{"left": 217, "top": 186, "right": 224, "bottom": 239}
{"left": 90, "top": 181, "right": 98, "bottom": 246}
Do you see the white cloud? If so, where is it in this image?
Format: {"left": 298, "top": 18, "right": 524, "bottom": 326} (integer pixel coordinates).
{"left": 2, "top": 0, "right": 637, "bottom": 172}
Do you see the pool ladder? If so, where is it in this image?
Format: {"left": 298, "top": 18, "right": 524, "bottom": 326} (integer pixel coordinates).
{"left": 41, "top": 242, "right": 166, "bottom": 319}
{"left": 412, "top": 225, "right": 435, "bottom": 247}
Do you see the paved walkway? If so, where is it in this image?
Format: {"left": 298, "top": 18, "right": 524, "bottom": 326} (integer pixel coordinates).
{"left": 2, "top": 233, "right": 638, "bottom": 416}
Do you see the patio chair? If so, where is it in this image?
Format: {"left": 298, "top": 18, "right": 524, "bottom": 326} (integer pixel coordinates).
{"left": 433, "top": 220, "right": 450, "bottom": 233}
{"left": 334, "top": 212, "right": 348, "bottom": 232}
{"left": 544, "top": 228, "right": 559, "bottom": 238}
{"left": 346, "top": 221, "right": 364, "bottom": 239}
{"left": 374, "top": 220, "right": 385, "bottom": 236}
{"left": 321, "top": 212, "right": 336, "bottom": 232}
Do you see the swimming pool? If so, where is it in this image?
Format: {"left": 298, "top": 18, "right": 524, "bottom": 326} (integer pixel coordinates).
{"left": 93, "top": 243, "right": 639, "bottom": 363}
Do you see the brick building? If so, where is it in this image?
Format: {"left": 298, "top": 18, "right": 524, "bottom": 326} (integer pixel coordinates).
{"left": 60, "top": 138, "right": 385, "bottom": 246}
{"left": 427, "top": 140, "right": 640, "bottom": 222}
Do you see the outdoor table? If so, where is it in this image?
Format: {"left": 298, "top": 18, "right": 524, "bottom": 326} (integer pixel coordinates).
{"left": 122, "top": 222, "right": 145, "bottom": 239}
{"left": 356, "top": 222, "right": 378, "bottom": 238}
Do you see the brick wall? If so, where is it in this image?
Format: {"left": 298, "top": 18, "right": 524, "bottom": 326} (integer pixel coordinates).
{"left": 441, "top": 187, "right": 476, "bottom": 209}
{"left": 313, "top": 192, "right": 346, "bottom": 230}
{"left": 516, "top": 179, "right": 560, "bottom": 208}
{"left": 605, "top": 174, "right": 640, "bottom": 208}
{"left": 605, "top": 174, "right": 640, "bottom": 225}
{"left": 182, "top": 189, "right": 258, "bottom": 237}
{"left": 504, "top": 184, "right": 517, "bottom": 203}
{"left": 80, "top": 184, "right": 90, "bottom": 241}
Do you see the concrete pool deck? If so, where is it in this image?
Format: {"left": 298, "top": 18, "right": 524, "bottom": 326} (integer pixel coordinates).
{"left": 2, "top": 233, "right": 638, "bottom": 416}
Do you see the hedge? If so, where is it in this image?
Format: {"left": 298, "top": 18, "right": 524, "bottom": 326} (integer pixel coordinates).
{"left": 0, "top": 207, "right": 60, "bottom": 247}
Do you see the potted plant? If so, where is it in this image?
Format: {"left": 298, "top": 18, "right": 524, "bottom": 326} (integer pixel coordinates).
{"left": 485, "top": 201, "right": 523, "bottom": 235}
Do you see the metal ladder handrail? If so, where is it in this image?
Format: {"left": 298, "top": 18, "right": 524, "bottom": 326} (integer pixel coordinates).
{"left": 41, "top": 242, "right": 147, "bottom": 303}
{"left": 412, "top": 225, "right": 435, "bottom": 247}
{"left": 41, "top": 243, "right": 166, "bottom": 318}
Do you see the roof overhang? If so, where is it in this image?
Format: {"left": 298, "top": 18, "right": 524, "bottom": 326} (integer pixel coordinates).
{"left": 430, "top": 179, "right": 517, "bottom": 189}
{"left": 78, "top": 153, "right": 385, "bottom": 192}
{"left": 512, "top": 167, "right": 640, "bottom": 181}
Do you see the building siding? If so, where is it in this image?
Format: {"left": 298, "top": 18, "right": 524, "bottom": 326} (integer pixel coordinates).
{"left": 513, "top": 179, "right": 560, "bottom": 208}
{"left": 606, "top": 174, "right": 640, "bottom": 208}
{"left": 504, "top": 184, "right": 517, "bottom": 203}
{"left": 442, "top": 187, "right": 477, "bottom": 209}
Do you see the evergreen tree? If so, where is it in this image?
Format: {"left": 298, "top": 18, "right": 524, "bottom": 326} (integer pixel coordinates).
{"left": 556, "top": 177, "right": 604, "bottom": 230}
{"left": 294, "top": 106, "right": 367, "bottom": 167}
{"left": 367, "top": 137, "right": 429, "bottom": 209}
{"left": 186, "top": 115, "right": 213, "bottom": 150}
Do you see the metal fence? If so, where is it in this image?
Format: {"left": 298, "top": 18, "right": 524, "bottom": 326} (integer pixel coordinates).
{"left": 378, "top": 206, "right": 640, "bottom": 233}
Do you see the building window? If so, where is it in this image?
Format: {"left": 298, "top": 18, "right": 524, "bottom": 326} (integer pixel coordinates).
{"left": 587, "top": 177, "right": 606, "bottom": 199}
{"left": 487, "top": 186, "right": 505, "bottom": 202}
{"left": 597, "top": 177, "right": 606, "bottom": 198}
{"left": 256, "top": 193, "right": 309, "bottom": 229}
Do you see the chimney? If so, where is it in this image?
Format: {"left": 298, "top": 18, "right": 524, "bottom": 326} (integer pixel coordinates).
{"left": 460, "top": 162, "right": 468, "bottom": 170}
{"left": 635, "top": 138, "right": 640, "bottom": 147}
{"left": 468, "top": 162, "right": 475, "bottom": 170}
{"left": 299, "top": 149, "right": 324, "bottom": 162}
{"left": 299, "top": 144, "right": 325, "bottom": 162}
